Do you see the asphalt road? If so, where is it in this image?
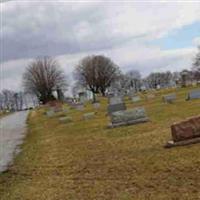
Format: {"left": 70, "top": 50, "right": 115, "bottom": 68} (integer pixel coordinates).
{"left": 0, "top": 111, "right": 29, "bottom": 172}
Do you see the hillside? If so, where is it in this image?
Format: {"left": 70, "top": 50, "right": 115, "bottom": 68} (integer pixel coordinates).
{"left": 0, "top": 87, "right": 200, "bottom": 200}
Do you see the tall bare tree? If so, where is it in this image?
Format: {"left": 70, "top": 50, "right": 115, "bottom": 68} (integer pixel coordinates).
{"left": 74, "top": 55, "right": 120, "bottom": 102}
{"left": 126, "top": 70, "right": 141, "bottom": 92}
{"left": 193, "top": 46, "right": 200, "bottom": 81}
{"left": 23, "top": 57, "right": 68, "bottom": 104}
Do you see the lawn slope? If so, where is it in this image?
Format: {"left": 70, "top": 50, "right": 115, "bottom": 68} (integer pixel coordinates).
{"left": 0, "top": 87, "right": 200, "bottom": 200}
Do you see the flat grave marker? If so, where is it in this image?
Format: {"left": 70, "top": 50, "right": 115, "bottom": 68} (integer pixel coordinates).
{"left": 83, "top": 112, "right": 95, "bottom": 120}
{"left": 163, "top": 93, "right": 176, "bottom": 104}
{"left": 186, "top": 89, "right": 200, "bottom": 100}
{"left": 108, "top": 107, "right": 149, "bottom": 128}
{"left": 132, "top": 96, "right": 141, "bottom": 102}
{"left": 59, "top": 116, "right": 72, "bottom": 123}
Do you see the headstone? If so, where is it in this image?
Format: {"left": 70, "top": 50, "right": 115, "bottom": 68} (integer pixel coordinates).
{"left": 107, "top": 96, "right": 126, "bottom": 114}
{"left": 59, "top": 116, "right": 72, "bottom": 123}
{"left": 46, "top": 110, "right": 55, "bottom": 117}
{"left": 165, "top": 115, "right": 200, "bottom": 148}
{"left": 147, "top": 94, "right": 155, "bottom": 100}
{"left": 186, "top": 89, "right": 200, "bottom": 100}
{"left": 79, "top": 92, "right": 87, "bottom": 104}
{"left": 163, "top": 93, "right": 176, "bottom": 104}
{"left": 77, "top": 104, "right": 84, "bottom": 111}
{"left": 93, "top": 102, "right": 100, "bottom": 109}
{"left": 63, "top": 108, "right": 69, "bottom": 113}
{"left": 109, "top": 96, "right": 123, "bottom": 105}
{"left": 83, "top": 112, "right": 95, "bottom": 120}
{"left": 132, "top": 96, "right": 141, "bottom": 102}
{"left": 52, "top": 106, "right": 63, "bottom": 113}
{"left": 108, "top": 107, "right": 149, "bottom": 128}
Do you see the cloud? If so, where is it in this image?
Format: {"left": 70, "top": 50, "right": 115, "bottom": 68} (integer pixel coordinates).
{"left": 193, "top": 37, "right": 200, "bottom": 46}
{"left": 0, "top": 1, "right": 200, "bottom": 91}
{"left": 1, "top": 1, "right": 200, "bottom": 62}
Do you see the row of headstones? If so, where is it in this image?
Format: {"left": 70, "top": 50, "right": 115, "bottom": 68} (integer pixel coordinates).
{"left": 107, "top": 88, "right": 200, "bottom": 129}
{"left": 163, "top": 89, "right": 200, "bottom": 103}
{"left": 46, "top": 102, "right": 100, "bottom": 123}
{"left": 127, "top": 89, "right": 200, "bottom": 104}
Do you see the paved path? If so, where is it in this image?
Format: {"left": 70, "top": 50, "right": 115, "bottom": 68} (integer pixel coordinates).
{"left": 0, "top": 111, "right": 29, "bottom": 172}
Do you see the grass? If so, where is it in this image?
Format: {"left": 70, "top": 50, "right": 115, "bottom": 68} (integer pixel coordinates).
{"left": 0, "top": 86, "right": 200, "bottom": 200}
{"left": 0, "top": 111, "right": 11, "bottom": 118}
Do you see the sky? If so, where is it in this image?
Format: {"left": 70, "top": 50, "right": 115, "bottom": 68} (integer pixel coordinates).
{"left": 0, "top": 0, "right": 200, "bottom": 92}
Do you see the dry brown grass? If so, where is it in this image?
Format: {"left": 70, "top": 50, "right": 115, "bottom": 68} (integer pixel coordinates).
{"left": 0, "top": 87, "right": 200, "bottom": 200}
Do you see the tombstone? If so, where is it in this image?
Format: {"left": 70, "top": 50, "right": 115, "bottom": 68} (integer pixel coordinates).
{"left": 107, "top": 97, "right": 126, "bottom": 114}
{"left": 132, "top": 96, "right": 141, "bottom": 102}
{"left": 59, "top": 116, "right": 72, "bottom": 123}
{"left": 62, "top": 108, "right": 69, "bottom": 113}
{"left": 165, "top": 115, "right": 200, "bottom": 148}
{"left": 147, "top": 94, "right": 155, "bottom": 100}
{"left": 109, "top": 96, "right": 123, "bottom": 105}
{"left": 163, "top": 93, "right": 176, "bottom": 104}
{"left": 83, "top": 112, "right": 95, "bottom": 120}
{"left": 51, "top": 106, "right": 63, "bottom": 113}
{"left": 93, "top": 102, "right": 100, "bottom": 109}
{"left": 79, "top": 92, "right": 87, "bottom": 104}
{"left": 107, "top": 92, "right": 115, "bottom": 98}
{"left": 76, "top": 104, "right": 84, "bottom": 111}
{"left": 108, "top": 107, "right": 149, "bottom": 128}
{"left": 46, "top": 110, "right": 55, "bottom": 117}
{"left": 186, "top": 89, "right": 200, "bottom": 100}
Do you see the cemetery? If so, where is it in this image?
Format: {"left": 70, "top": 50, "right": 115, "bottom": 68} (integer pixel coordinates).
{"left": 1, "top": 86, "right": 200, "bottom": 200}
{"left": 1, "top": 2, "right": 200, "bottom": 199}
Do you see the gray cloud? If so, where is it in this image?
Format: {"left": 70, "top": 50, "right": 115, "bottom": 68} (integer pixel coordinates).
{"left": 1, "top": 1, "right": 200, "bottom": 62}
{"left": 1, "top": 1, "right": 200, "bottom": 91}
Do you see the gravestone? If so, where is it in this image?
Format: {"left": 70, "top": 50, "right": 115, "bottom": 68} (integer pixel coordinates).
{"left": 79, "top": 92, "right": 87, "bottom": 104}
{"left": 52, "top": 106, "right": 63, "bottom": 113}
{"left": 75, "top": 103, "right": 84, "bottom": 111}
{"left": 163, "top": 93, "right": 176, "bottom": 104}
{"left": 93, "top": 102, "right": 100, "bottom": 109}
{"left": 83, "top": 112, "right": 95, "bottom": 120}
{"left": 147, "top": 94, "right": 155, "bottom": 100}
{"left": 109, "top": 96, "right": 123, "bottom": 105}
{"left": 63, "top": 108, "right": 69, "bottom": 113}
{"left": 107, "top": 97, "right": 126, "bottom": 114}
{"left": 59, "top": 116, "right": 72, "bottom": 123}
{"left": 165, "top": 115, "right": 200, "bottom": 148}
{"left": 132, "top": 96, "right": 141, "bottom": 102}
{"left": 46, "top": 110, "right": 55, "bottom": 117}
{"left": 108, "top": 107, "right": 149, "bottom": 128}
{"left": 186, "top": 89, "right": 200, "bottom": 100}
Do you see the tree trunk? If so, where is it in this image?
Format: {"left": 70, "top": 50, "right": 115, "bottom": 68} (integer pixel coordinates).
{"left": 92, "top": 92, "right": 96, "bottom": 103}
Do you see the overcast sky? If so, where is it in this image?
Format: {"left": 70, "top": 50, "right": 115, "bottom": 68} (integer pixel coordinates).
{"left": 1, "top": 1, "right": 200, "bottom": 91}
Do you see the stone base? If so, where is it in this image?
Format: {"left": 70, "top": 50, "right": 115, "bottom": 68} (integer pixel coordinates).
{"left": 108, "top": 117, "right": 149, "bottom": 128}
{"left": 165, "top": 137, "right": 200, "bottom": 148}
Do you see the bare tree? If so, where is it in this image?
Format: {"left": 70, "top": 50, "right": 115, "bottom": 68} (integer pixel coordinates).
{"left": 74, "top": 55, "right": 120, "bottom": 102}
{"left": 23, "top": 57, "right": 68, "bottom": 104}
{"left": 126, "top": 70, "right": 141, "bottom": 92}
{"left": 145, "top": 71, "right": 173, "bottom": 89}
{"left": 193, "top": 46, "right": 200, "bottom": 81}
